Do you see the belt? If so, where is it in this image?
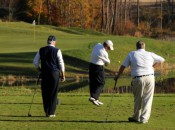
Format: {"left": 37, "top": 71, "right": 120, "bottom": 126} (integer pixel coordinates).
{"left": 133, "top": 74, "right": 153, "bottom": 79}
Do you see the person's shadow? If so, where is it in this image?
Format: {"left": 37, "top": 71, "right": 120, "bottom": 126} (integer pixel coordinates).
{"left": 0, "top": 114, "right": 130, "bottom": 123}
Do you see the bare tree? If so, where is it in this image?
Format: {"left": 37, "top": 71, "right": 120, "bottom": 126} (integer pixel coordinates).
{"left": 160, "top": 0, "right": 163, "bottom": 30}
{"left": 112, "top": 0, "right": 118, "bottom": 34}
{"left": 8, "top": 0, "right": 13, "bottom": 21}
{"left": 106, "top": 0, "right": 110, "bottom": 32}
{"left": 89, "top": 0, "right": 94, "bottom": 29}
{"left": 124, "top": 0, "right": 127, "bottom": 24}
{"left": 172, "top": 0, "right": 174, "bottom": 22}
{"left": 46, "top": 0, "right": 51, "bottom": 24}
{"left": 137, "top": 0, "right": 140, "bottom": 27}
{"left": 101, "top": 0, "right": 104, "bottom": 32}
{"left": 38, "top": 0, "right": 42, "bottom": 25}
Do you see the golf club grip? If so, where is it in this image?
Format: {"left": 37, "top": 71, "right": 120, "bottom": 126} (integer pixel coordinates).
{"left": 113, "top": 81, "right": 117, "bottom": 91}
{"left": 37, "top": 77, "right": 40, "bottom": 85}
{"left": 36, "top": 73, "right": 42, "bottom": 85}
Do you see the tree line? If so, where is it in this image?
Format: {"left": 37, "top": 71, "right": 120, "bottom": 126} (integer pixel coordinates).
{"left": 0, "top": 0, "right": 175, "bottom": 36}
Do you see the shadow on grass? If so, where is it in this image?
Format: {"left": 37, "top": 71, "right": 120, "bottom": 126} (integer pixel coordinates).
{"left": 63, "top": 54, "right": 114, "bottom": 75}
{"left": 0, "top": 115, "right": 129, "bottom": 123}
{"left": 43, "top": 26, "right": 105, "bottom": 36}
{"left": 63, "top": 54, "right": 89, "bottom": 74}
{"left": 0, "top": 52, "right": 114, "bottom": 92}
{"left": 0, "top": 102, "right": 41, "bottom": 105}
{"left": 0, "top": 52, "right": 36, "bottom": 76}
{"left": 59, "top": 80, "right": 88, "bottom": 92}
{"left": 0, "top": 52, "right": 114, "bottom": 76}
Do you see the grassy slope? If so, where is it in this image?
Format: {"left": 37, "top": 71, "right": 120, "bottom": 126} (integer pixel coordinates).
{"left": 0, "top": 22, "right": 175, "bottom": 77}
{"left": 0, "top": 22, "right": 175, "bottom": 91}
{"left": 0, "top": 87, "right": 174, "bottom": 130}
{"left": 0, "top": 23, "right": 175, "bottom": 129}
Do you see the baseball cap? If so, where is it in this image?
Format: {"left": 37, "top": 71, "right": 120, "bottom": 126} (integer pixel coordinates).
{"left": 48, "top": 35, "right": 56, "bottom": 41}
{"left": 47, "top": 35, "right": 56, "bottom": 44}
{"left": 105, "top": 40, "right": 114, "bottom": 50}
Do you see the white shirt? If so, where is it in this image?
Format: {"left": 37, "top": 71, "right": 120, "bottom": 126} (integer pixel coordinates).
{"left": 90, "top": 43, "right": 110, "bottom": 66}
{"left": 122, "top": 49, "right": 165, "bottom": 77}
{"left": 33, "top": 44, "right": 65, "bottom": 72}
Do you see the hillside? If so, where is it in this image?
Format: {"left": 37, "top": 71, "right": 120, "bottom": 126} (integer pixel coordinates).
{"left": 0, "top": 22, "right": 175, "bottom": 79}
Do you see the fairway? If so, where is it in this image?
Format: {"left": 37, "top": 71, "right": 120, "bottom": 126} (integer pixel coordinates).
{"left": 0, "top": 87, "right": 175, "bottom": 130}
{"left": 0, "top": 22, "right": 175, "bottom": 129}
{"left": 0, "top": 22, "right": 175, "bottom": 78}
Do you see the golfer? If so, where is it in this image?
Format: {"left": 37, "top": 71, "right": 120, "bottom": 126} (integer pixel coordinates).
{"left": 114, "top": 41, "right": 165, "bottom": 123}
{"left": 33, "top": 35, "right": 65, "bottom": 117}
{"left": 89, "top": 40, "right": 114, "bottom": 106}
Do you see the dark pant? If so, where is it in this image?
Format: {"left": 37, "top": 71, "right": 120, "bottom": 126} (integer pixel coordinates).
{"left": 41, "top": 71, "right": 59, "bottom": 115}
{"left": 89, "top": 63, "right": 105, "bottom": 100}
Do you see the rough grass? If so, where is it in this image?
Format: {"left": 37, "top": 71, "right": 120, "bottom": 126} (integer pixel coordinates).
{"left": 0, "top": 87, "right": 174, "bottom": 130}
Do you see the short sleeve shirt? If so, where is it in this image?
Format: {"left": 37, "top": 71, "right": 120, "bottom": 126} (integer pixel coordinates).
{"left": 122, "top": 49, "right": 165, "bottom": 77}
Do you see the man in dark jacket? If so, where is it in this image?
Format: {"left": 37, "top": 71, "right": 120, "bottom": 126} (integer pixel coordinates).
{"left": 33, "top": 35, "right": 65, "bottom": 117}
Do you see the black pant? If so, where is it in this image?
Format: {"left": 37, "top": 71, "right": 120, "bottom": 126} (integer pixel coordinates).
{"left": 89, "top": 63, "right": 105, "bottom": 100}
{"left": 41, "top": 71, "right": 59, "bottom": 115}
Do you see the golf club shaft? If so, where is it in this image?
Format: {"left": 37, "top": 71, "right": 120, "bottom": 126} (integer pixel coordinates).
{"left": 105, "top": 81, "right": 117, "bottom": 122}
{"left": 28, "top": 73, "right": 41, "bottom": 116}
{"left": 37, "top": 73, "right": 41, "bottom": 85}
{"left": 28, "top": 88, "right": 37, "bottom": 115}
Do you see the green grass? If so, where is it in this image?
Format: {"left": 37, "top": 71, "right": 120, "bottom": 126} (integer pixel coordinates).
{"left": 0, "top": 22, "right": 175, "bottom": 129}
{"left": 0, "top": 87, "right": 174, "bottom": 130}
{"left": 0, "top": 22, "right": 175, "bottom": 78}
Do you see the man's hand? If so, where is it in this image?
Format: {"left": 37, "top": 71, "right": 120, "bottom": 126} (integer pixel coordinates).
{"left": 114, "top": 72, "right": 119, "bottom": 81}
{"left": 114, "top": 65, "right": 125, "bottom": 82}
{"left": 60, "top": 76, "right": 66, "bottom": 82}
{"left": 59, "top": 71, "right": 65, "bottom": 82}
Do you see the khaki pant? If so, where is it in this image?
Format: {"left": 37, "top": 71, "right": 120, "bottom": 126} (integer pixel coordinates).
{"left": 131, "top": 75, "right": 155, "bottom": 122}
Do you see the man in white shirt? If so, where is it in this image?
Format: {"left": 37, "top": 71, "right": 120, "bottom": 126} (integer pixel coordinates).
{"left": 114, "top": 41, "right": 165, "bottom": 123}
{"left": 33, "top": 35, "right": 65, "bottom": 117}
{"left": 89, "top": 40, "right": 114, "bottom": 106}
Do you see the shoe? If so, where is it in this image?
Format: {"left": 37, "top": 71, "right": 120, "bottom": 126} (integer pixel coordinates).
{"left": 89, "top": 97, "right": 100, "bottom": 106}
{"left": 47, "top": 115, "right": 56, "bottom": 118}
{"left": 89, "top": 97, "right": 96, "bottom": 102}
{"left": 128, "top": 117, "right": 138, "bottom": 122}
{"left": 139, "top": 120, "right": 148, "bottom": 124}
{"left": 92, "top": 100, "right": 100, "bottom": 106}
{"left": 96, "top": 100, "right": 103, "bottom": 105}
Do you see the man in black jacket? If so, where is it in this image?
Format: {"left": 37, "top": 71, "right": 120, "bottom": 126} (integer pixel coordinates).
{"left": 33, "top": 35, "right": 65, "bottom": 117}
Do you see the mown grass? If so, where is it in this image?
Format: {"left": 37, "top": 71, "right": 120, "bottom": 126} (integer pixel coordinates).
{"left": 0, "top": 22, "right": 175, "bottom": 129}
{"left": 0, "top": 22, "right": 175, "bottom": 78}
{"left": 0, "top": 87, "right": 174, "bottom": 130}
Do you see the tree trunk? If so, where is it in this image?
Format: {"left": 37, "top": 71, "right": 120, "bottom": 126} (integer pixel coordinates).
{"left": 172, "top": 0, "right": 174, "bottom": 22}
{"left": 128, "top": 0, "right": 132, "bottom": 20}
{"left": 124, "top": 0, "right": 127, "bottom": 24}
{"left": 46, "top": 0, "right": 51, "bottom": 24}
{"left": 101, "top": 0, "right": 104, "bottom": 32}
{"left": 8, "top": 0, "right": 13, "bottom": 21}
{"left": 106, "top": 0, "right": 110, "bottom": 33}
{"left": 112, "top": 0, "right": 117, "bottom": 34}
{"left": 137, "top": 0, "right": 139, "bottom": 27}
{"left": 38, "top": 0, "right": 43, "bottom": 25}
{"left": 90, "top": 1, "right": 94, "bottom": 29}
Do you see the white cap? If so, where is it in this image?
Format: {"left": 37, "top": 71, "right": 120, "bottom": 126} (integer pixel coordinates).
{"left": 105, "top": 40, "right": 114, "bottom": 50}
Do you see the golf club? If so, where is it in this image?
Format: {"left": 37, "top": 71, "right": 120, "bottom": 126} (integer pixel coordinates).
{"left": 28, "top": 88, "right": 37, "bottom": 117}
{"left": 57, "top": 98, "right": 61, "bottom": 105}
{"left": 27, "top": 73, "right": 41, "bottom": 117}
{"left": 104, "top": 80, "right": 117, "bottom": 122}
